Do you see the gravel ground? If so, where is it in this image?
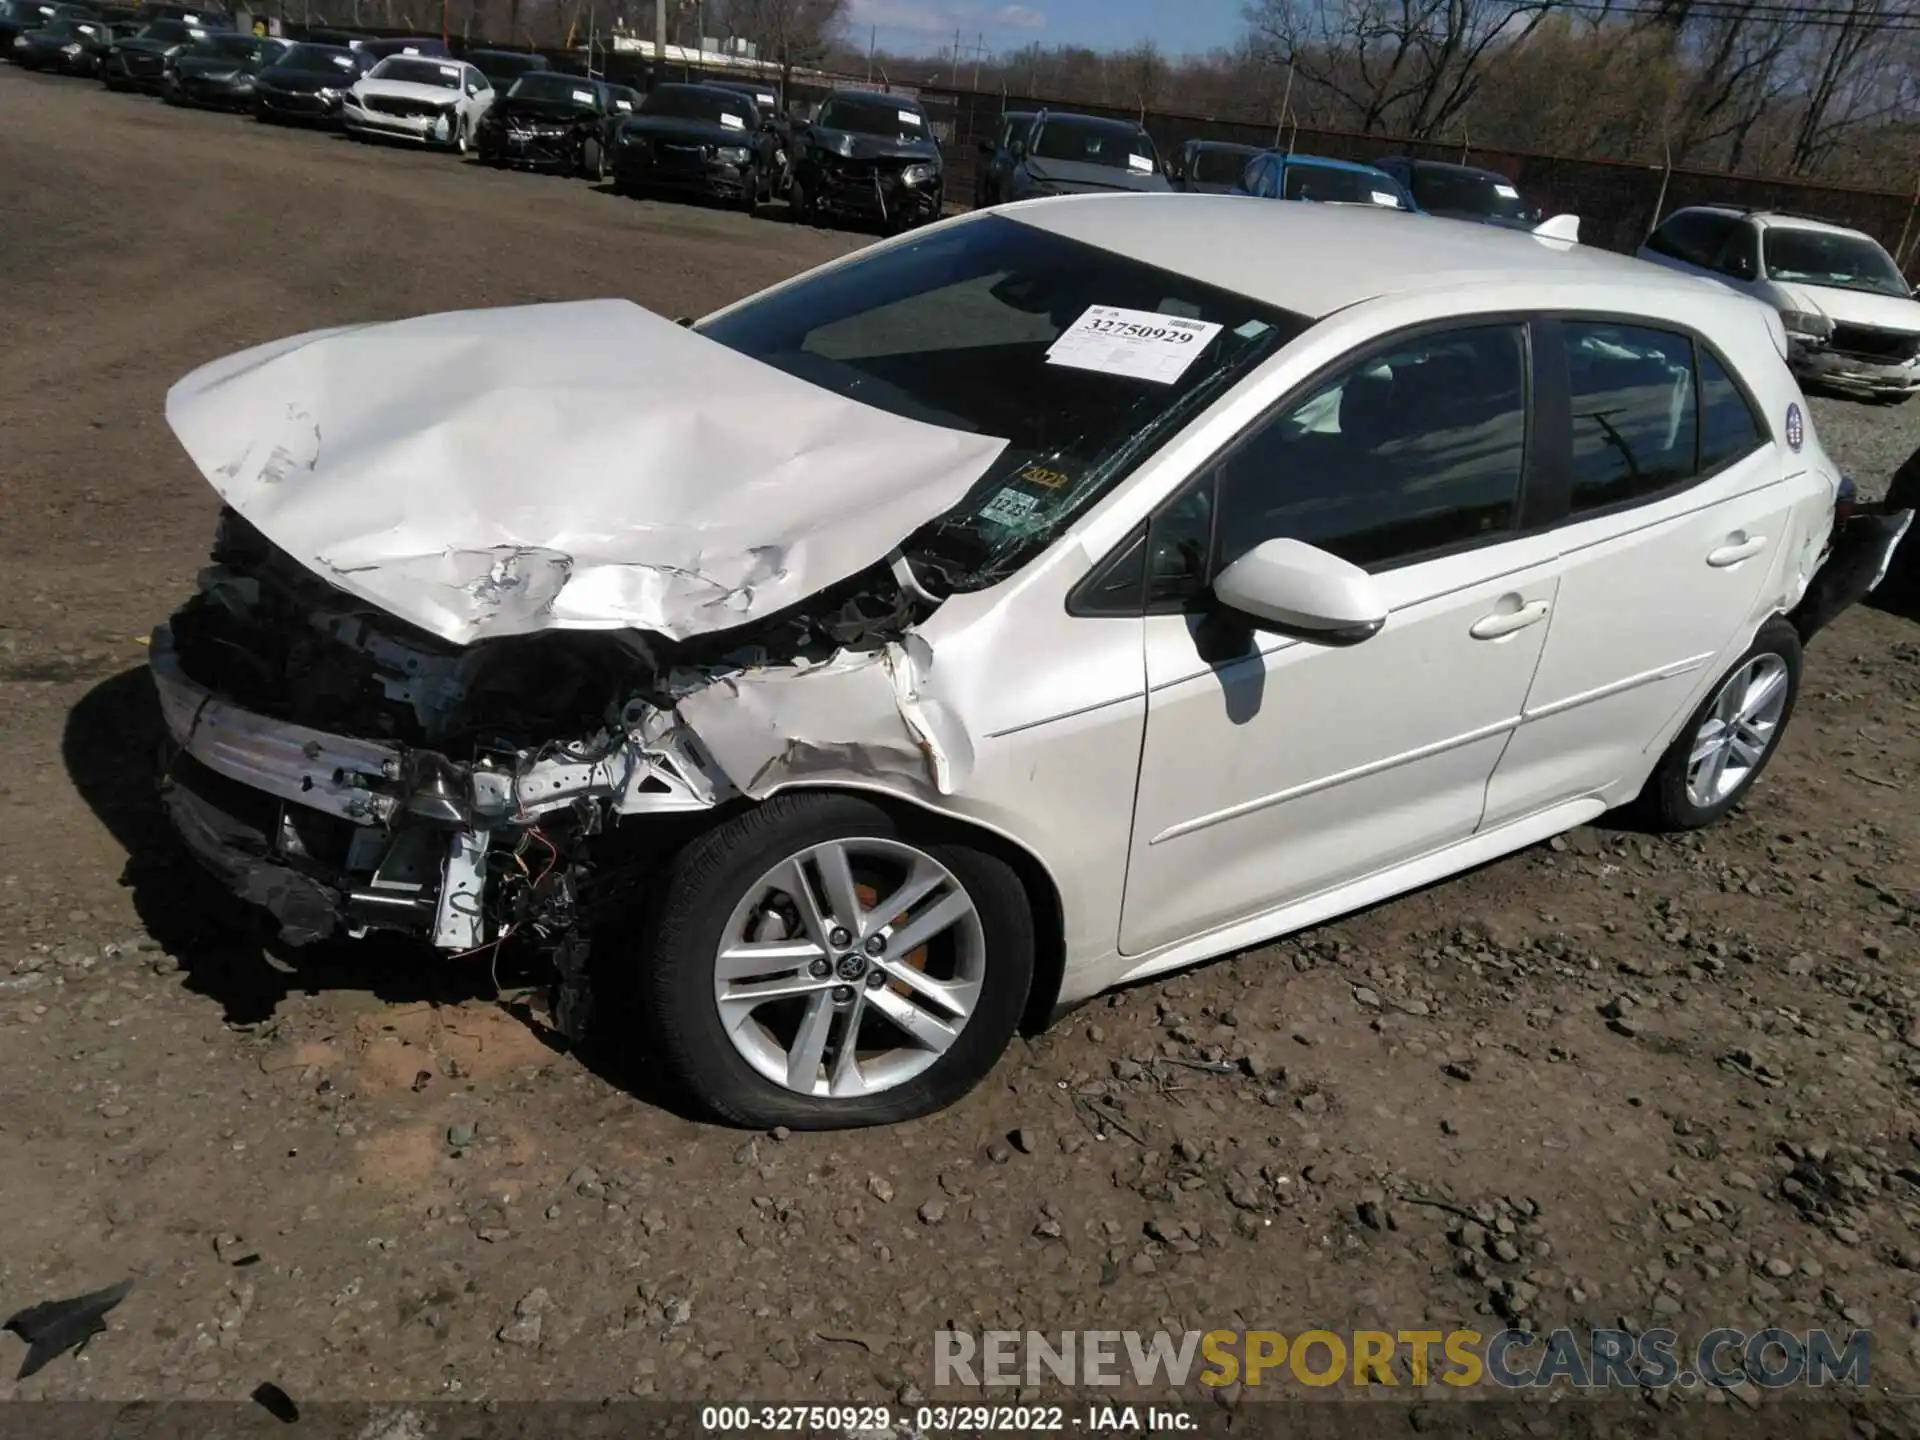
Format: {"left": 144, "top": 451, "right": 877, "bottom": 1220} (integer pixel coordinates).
{"left": 2, "top": 63, "right": 1919, "bottom": 1427}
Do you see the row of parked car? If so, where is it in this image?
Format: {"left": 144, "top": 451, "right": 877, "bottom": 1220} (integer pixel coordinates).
{"left": 969, "top": 110, "right": 1544, "bottom": 226}
{"left": 1, "top": 0, "right": 953, "bottom": 230}
{"left": 9, "top": 0, "right": 1914, "bottom": 397}
{"left": 964, "top": 107, "right": 1920, "bottom": 402}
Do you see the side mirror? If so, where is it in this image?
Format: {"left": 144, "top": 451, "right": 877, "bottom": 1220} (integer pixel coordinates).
{"left": 1212, "top": 538, "right": 1386, "bottom": 643}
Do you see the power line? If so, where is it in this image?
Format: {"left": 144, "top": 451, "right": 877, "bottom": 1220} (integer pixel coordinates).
{"left": 1553, "top": 0, "right": 1920, "bottom": 31}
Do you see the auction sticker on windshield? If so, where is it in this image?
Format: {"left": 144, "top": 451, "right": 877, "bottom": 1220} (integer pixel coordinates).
{"left": 1046, "top": 305, "right": 1224, "bottom": 384}
{"left": 979, "top": 487, "right": 1042, "bottom": 528}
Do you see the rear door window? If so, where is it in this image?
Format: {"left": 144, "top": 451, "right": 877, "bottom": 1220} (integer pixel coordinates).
{"left": 1561, "top": 322, "right": 1698, "bottom": 512}
{"left": 1696, "top": 346, "right": 1766, "bottom": 473}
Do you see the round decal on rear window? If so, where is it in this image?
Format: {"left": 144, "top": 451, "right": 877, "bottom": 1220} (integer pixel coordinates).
{"left": 1785, "top": 402, "right": 1804, "bottom": 452}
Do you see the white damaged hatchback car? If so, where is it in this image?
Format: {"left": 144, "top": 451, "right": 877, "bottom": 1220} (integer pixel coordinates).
{"left": 151, "top": 197, "right": 1913, "bottom": 1128}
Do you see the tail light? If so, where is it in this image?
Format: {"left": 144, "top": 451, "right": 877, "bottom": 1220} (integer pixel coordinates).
{"left": 1835, "top": 474, "right": 1857, "bottom": 528}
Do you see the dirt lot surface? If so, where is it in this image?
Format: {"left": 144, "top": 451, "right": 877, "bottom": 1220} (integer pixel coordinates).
{"left": 4, "top": 63, "right": 1920, "bottom": 1426}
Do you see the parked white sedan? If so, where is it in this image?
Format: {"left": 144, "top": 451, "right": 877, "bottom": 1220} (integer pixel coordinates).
{"left": 151, "top": 198, "right": 1912, "bottom": 1130}
{"left": 341, "top": 55, "right": 492, "bottom": 152}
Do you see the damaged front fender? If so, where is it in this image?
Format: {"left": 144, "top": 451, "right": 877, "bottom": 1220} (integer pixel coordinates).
{"left": 673, "top": 634, "right": 973, "bottom": 800}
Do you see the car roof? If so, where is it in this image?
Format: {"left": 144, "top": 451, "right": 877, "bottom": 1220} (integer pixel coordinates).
{"left": 827, "top": 88, "right": 922, "bottom": 110}
{"left": 1386, "top": 155, "right": 1512, "bottom": 182}
{"left": 1006, "top": 194, "right": 1731, "bottom": 320}
{"left": 1040, "top": 110, "right": 1144, "bottom": 132}
{"left": 1271, "top": 152, "right": 1394, "bottom": 179}
{"left": 1672, "top": 204, "right": 1870, "bottom": 241}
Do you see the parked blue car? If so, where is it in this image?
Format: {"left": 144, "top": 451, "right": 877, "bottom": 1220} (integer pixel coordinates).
{"left": 1232, "top": 152, "right": 1419, "bottom": 212}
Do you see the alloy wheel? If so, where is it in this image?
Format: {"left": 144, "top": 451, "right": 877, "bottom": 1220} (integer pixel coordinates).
{"left": 1685, "top": 653, "right": 1790, "bottom": 808}
{"left": 712, "top": 837, "right": 986, "bottom": 1099}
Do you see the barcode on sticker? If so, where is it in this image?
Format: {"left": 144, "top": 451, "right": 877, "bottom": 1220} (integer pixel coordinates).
{"left": 1046, "top": 304, "right": 1225, "bottom": 385}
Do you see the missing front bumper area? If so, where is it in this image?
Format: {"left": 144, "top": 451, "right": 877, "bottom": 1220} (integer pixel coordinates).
{"left": 157, "top": 743, "right": 511, "bottom": 951}
{"left": 148, "top": 618, "right": 717, "bottom": 953}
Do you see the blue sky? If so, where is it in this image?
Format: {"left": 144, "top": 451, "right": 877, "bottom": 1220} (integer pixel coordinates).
{"left": 846, "top": 0, "right": 1245, "bottom": 60}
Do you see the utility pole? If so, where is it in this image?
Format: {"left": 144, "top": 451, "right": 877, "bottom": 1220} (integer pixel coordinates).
{"left": 654, "top": 0, "right": 666, "bottom": 78}
{"left": 866, "top": 24, "right": 874, "bottom": 83}
{"left": 971, "top": 30, "right": 981, "bottom": 91}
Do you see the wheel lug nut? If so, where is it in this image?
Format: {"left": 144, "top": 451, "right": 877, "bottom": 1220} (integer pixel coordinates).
{"left": 829, "top": 927, "right": 852, "bottom": 949}
{"left": 863, "top": 934, "right": 885, "bottom": 956}
{"left": 808, "top": 959, "right": 831, "bottom": 978}
{"left": 832, "top": 985, "right": 854, "bottom": 1003}
{"left": 865, "top": 968, "right": 886, "bottom": 988}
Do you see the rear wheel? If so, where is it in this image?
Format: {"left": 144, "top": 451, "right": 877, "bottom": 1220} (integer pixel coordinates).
{"left": 632, "top": 793, "right": 1035, "bottom": 1129}
{"left": 1633, "top": 618, "right": 1801, "bottom": 831}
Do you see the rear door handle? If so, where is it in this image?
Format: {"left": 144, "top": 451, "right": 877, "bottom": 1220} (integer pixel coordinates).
{"left": 1707, "top": 535, "right": 1767, "bottom": 567}
{"left": 1469, "top": 598, "right": 1551, "bottom": 639}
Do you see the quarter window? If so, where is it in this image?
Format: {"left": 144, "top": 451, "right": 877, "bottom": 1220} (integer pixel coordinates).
{"left": 1647, "top": 211, "right": 1735, "bottom": 268}
{"left": 1207, "top": 324, "right": 1529, "bottom": 574}
{"left": 1697, "top": 345, "right": 1765, "bottom": 472}
{"left": 1562, "top": 322, "right": 1697, "bottom": 512}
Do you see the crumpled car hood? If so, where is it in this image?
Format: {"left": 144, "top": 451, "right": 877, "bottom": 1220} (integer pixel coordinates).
{"left": 165, "top": 299, "right": 1009, "bottom": 646}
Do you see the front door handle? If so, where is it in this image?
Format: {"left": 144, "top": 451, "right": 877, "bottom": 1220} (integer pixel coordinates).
{"left": 1469, "top": 598, "right": 1551, "bottom": 639}
{"left": 1707, "top": 535, "right": 1767, "bottom": 567}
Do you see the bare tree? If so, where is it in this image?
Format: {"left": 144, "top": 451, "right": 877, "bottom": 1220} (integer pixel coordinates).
{"left": 1118, "top": 39, "right": 1165, "bottom": 113}
{"left": 714, "top": 0, "right": 846, "bottom": 85}
{"left": 1242, "top": 0, "right": 1563, "bottom": 137}
{"left": 1785, "top": 0, "right": 1910, "bottom": 174}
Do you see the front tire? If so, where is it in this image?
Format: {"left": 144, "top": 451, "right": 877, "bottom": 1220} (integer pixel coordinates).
{"left": 633, "top": 793, "right": 1035, "bottom": 1129}
{"left": 580, "top": 135, "right": 604, "bottom": 181}
{"left": 1634, "top": 617, "right": 1801, "bottom": 831}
